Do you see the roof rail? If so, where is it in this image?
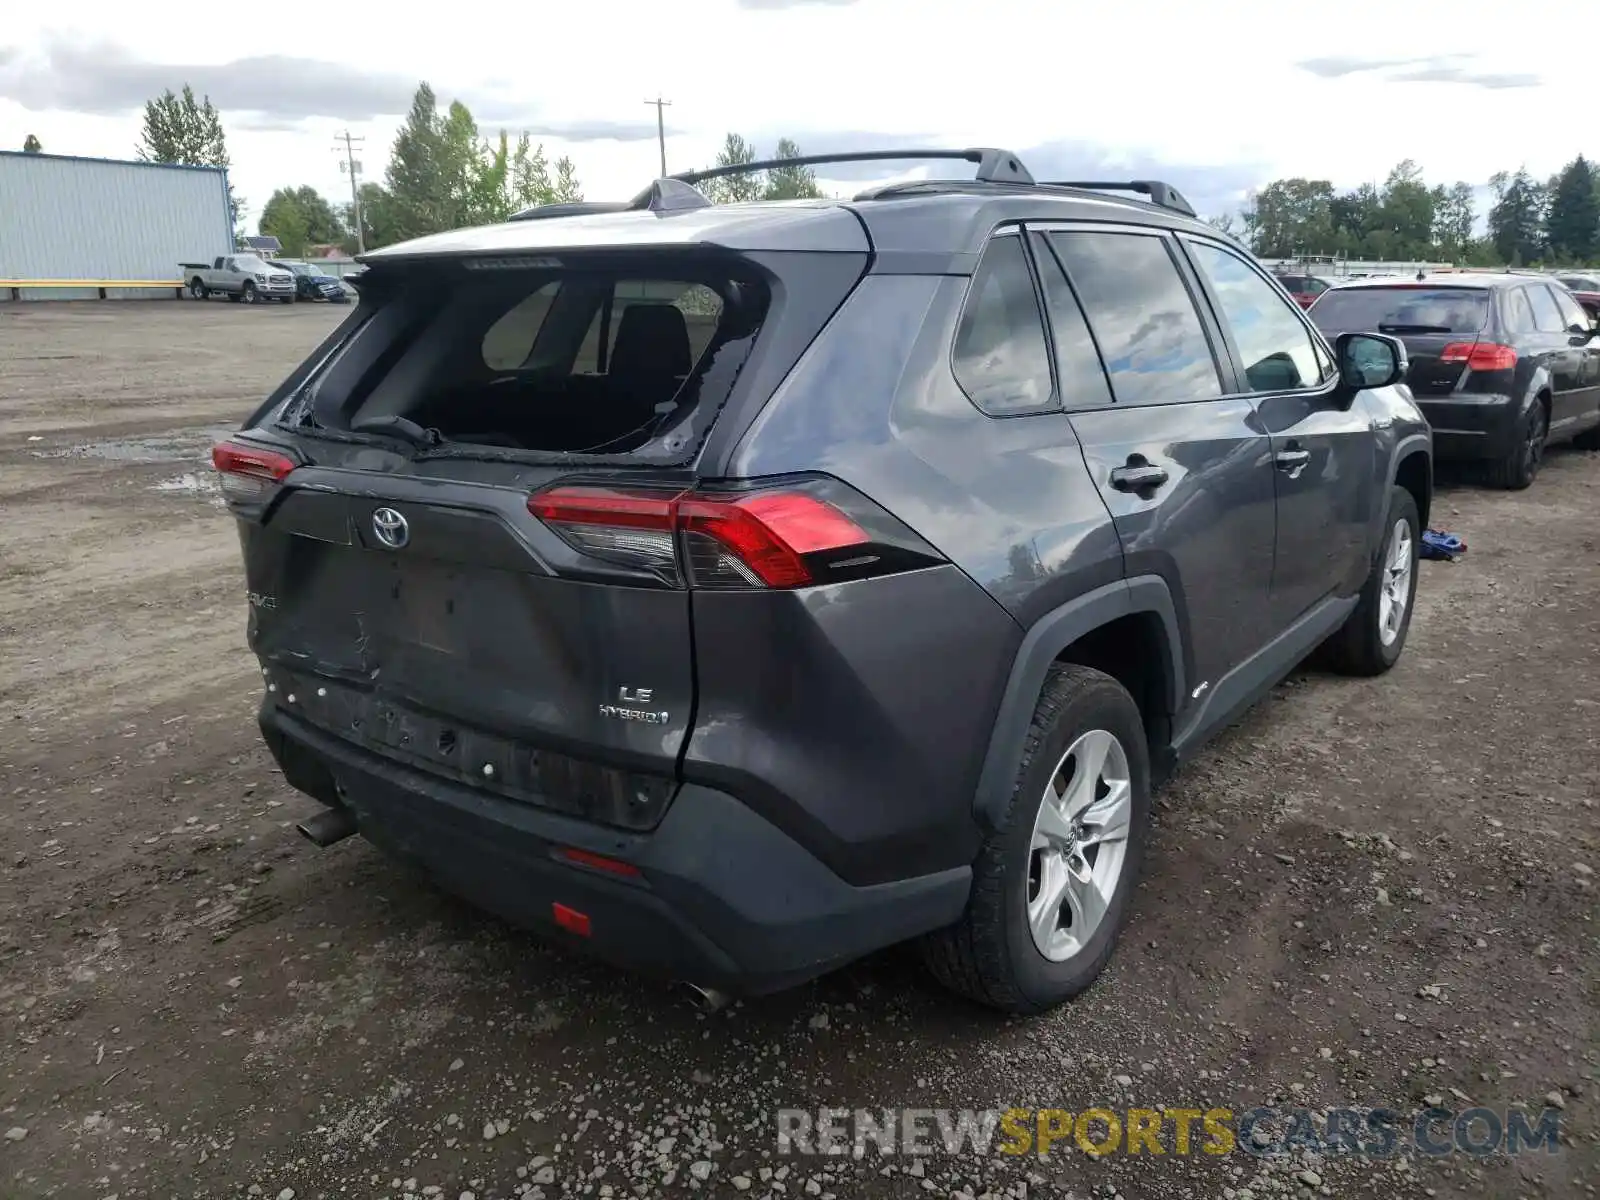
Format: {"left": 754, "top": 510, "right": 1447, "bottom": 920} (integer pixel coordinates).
{"left": 1039, "top": 180, "right": 1197, "bottom": 218}
{"left": 509, "top": 177, "right": 713, "bottom": 222}
{"left": 673, "top": 147, "right": 1035, "bottom": 187}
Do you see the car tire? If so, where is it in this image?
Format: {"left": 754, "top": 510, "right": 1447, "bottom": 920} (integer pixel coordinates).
{"left": 1486, "top": 400, "right": 1546, "bottom": 489}
{"left": 189, "top": 278, "right": 208, "bottom": 300}
{"left": 1325, "top": 485, "right": 1420, "bottom": 677}
{"left": 920, "top": 664, "right": 1151, "bottom": 1014}
{"left": 241, "top": 281, "right": 257, "bottom": 304}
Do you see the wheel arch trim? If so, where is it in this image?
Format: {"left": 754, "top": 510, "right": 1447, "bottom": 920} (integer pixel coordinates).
{"left": 973, "top": 576, "right": 1184, "bottom": 830}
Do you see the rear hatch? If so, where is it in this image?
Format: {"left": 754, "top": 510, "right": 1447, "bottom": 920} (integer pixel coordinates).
{"left": 217, "top": 218, "right": 870, "bottom": 828}
{"left": 1308, "top": 284, "right": 1495, "bottom": 396}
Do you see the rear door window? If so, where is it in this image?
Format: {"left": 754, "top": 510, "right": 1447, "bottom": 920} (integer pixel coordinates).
{"left": 1186, "top": 239, "right": 1329, "bottom": 393}
{"left": 1551, "top": 287, "right": 1590, "bottom": 331}
{"left": 951, "top": 235, "right": 1056, "bottom": 416}
{"left": 1045, "top": 230, "right": 1222, "bottom": 406}
{"left": 1029, "top": 232, "right": 1113, "bottom": 410}
{"left": 1503, "top": 289, "right": 1536, "bottom": 334}
{"left": 1526, "top": 285, "right": 1566, "bottom": 333}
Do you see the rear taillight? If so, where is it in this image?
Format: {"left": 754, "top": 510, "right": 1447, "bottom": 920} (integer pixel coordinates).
{"left": 212, "top": 441, "right": 297, "bottom": 505}
{"left": 529, "top": 480, "right": 936, "bottom": 590}
{"left": 529, "top": 487, "right": 682, "bottom": 580}
{"left": 1439, "top": 342, "right": 1517, "bottom": 371}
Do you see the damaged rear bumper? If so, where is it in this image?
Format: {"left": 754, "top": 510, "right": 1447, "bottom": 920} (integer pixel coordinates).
{"left": 259, "top": 704, "right": 971, "bottom": 994}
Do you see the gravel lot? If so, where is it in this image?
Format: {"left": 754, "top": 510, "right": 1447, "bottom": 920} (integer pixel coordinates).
{"left": 1, "top": 301, "right": 1595, "bottom": 1200}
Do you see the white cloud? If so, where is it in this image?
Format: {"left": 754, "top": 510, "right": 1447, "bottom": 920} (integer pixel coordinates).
{"left": 0, "top": 0, "right": 1583, "bottom": 232}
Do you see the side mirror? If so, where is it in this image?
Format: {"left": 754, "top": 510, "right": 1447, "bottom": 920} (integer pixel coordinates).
{"left": 1336, "top": 331, "right": 1407, "bottom": 390}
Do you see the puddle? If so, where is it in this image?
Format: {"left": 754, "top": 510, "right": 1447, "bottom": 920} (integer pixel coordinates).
{"left": 154, "top": 472, "right": 222, "bottom": 500}
{"left": 31, "top": 425, "right": 235, "bottom": 465}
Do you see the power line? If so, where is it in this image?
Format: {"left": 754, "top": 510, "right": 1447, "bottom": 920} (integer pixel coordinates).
{"left": 334, "top": 130, "right": 366, "bottom": 254}
{"left": 643, "top": 96, "right": 671, "bottom": 178}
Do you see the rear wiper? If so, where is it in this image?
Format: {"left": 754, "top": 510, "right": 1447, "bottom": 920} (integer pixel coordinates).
{"left": 349, "top": 415, "right": 441, "bottom": 448}
{"left": 1377, "top": 323, "right": 1453, "bottom": 334}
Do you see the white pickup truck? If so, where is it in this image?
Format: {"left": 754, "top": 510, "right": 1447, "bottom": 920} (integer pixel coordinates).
{"left": 180, "top": 255, "right": 297, "bottom": 304}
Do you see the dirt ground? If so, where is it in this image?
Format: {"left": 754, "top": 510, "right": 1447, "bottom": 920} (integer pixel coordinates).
{"left": 0, "top": 301, "right": 1595, "bottom": 1200}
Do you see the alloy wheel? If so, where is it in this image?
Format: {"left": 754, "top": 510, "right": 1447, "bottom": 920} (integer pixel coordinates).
{"left": 1026, "top": 728, "right": 1133, "bottom": 962}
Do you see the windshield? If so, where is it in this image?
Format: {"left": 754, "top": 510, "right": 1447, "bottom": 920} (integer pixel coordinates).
{"left": 234, "top": 255, "right": 268, "bottom": 271}
{"left": 1556, "top": 276, "right": 1599, "bottom": 292}
{"left": 1309, "top": 286, "right": 1490, "bottom": 335}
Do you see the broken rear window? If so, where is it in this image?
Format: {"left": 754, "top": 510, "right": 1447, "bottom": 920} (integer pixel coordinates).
{"left": 299, "top": 255, "right": 767, "bottom": 462}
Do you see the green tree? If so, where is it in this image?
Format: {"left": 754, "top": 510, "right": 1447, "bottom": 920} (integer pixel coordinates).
{"left": 384, "top": 83, "right": 452, "bottom": 241}
{"left": 1487, "top": 169, "right": 1546, "bottom": 265}
{"left": 22, "top": 134, "right": 41, "bottom": 153}
{"left": 762, "top": 137, "right": 822, "bottom": 200}
{"left": 265, "top": 201, "right": 309, "bottom": 257}
{"left": 438, "top": 100, "right": 482, "bottom": 227}
{"left": 1376, "top": 160, "right": 1436, "bottom": 259}
{"left": 343, "top": 182, "right": 399, "bottom": 252}
{"left": 381, "top": 84, "right": 584, "bottom": 238}
{"left": 553, "top": 155, "right": 582, "bottom": 203}
{"left": 1432, "top": 182, "right": 1476, "bottom": 262}
{"left": 260, "top": 186, "right": 346, "bottom": 251}
{"left": 1328, "top": 184, "right": 1382, "bottom": 257}
{"left": 138, "top": 85, "right": 244, "bottom": 235}
{"left": 702, "top": 133, "right": 762, "bottom": 204}
{"left": 1206, "top": 212, "right": 1242, "bottom": 239}
{"left": 1243, "top": 178, "right": 1336, "bottom": 258}
{"left": 1544, "top": 155, "right": 1599, "bottom": 262}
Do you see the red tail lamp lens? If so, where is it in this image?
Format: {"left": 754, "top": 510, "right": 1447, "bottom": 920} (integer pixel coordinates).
{"left": 212, "top": 441, "right": 297, "bottom": 503}
{"left": 528, "top": 485, "right": 869, "bottom": 589}
{"left": 1439, "top": 342, "right": 1517, "bottom": 371}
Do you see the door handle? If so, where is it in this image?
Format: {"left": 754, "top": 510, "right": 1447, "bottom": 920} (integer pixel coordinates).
{"left": 1275, "top": 449, "right": 1311, "bottom": 473}
{"left": 1109, "top": 459, "right": 1170, "bottom": 492}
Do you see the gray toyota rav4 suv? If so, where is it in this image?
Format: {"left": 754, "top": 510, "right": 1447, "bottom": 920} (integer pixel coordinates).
{"left": 215, "top": 148, "right": 1432, "bottom": 1013}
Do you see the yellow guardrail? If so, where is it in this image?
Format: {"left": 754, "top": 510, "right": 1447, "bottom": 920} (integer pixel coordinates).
{"left": 3, "top": 279, "right": 188, "bottom": 300}
{"left": 2, "top": 280, "right": 184, "bottom": 288}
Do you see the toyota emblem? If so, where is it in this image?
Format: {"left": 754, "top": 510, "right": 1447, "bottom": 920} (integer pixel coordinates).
{"left": 371, "top": 507, "right": 410, "bottom": 549}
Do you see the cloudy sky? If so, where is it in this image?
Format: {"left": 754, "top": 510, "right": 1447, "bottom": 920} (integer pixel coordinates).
{"left": 0, "top": 0, "right": 1582, "bottom": 232}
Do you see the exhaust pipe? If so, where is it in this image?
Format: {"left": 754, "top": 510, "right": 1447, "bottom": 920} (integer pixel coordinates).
{"left": 681, "top": 981, "right": 732, "bottom": 1013}
{"left": 297, "top": 806, "right": 358, "bottom": 848}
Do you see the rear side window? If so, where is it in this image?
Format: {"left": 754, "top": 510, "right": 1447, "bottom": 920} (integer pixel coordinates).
{"left": 1551, "top": 286, "right": 1590, "bottom": 331}
{"left": 1309, "top": 287, "right": 1490, "bottom": 336}
{"left": 1526, "top": 285, "right": 1566, "bottom": 333}
{"left": 952, "top": 236, "right": 1055, "bottom": 415}
{"left": 1030, "top": 233, "right": 1113, "bottom": 409}
{"left": 1046, "top": 230, "right": 1222, "bottom": 406}
{"left": 1503, "top": 289, "right": 1535, "bottom": 334}
{"left": 482, "top": 282, "right": 559, "bottom": 370}
{"left": 1187, "top": 240, "right": 1329, "bottom": 393}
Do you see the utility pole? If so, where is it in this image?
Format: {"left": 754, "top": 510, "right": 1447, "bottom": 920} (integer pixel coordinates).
{"left": 643, "top": 96, "right": 671, "bottom": 178}
{"left": 334, "top": 130, "right": 366, "bottom": 254}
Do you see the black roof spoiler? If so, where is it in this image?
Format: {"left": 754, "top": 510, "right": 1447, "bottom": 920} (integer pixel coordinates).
{"left": 508, "top": 178, "right": 714, "bottom": 222}
{"left": 507, "top": 148, "right": 1196, "bottom": 221}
